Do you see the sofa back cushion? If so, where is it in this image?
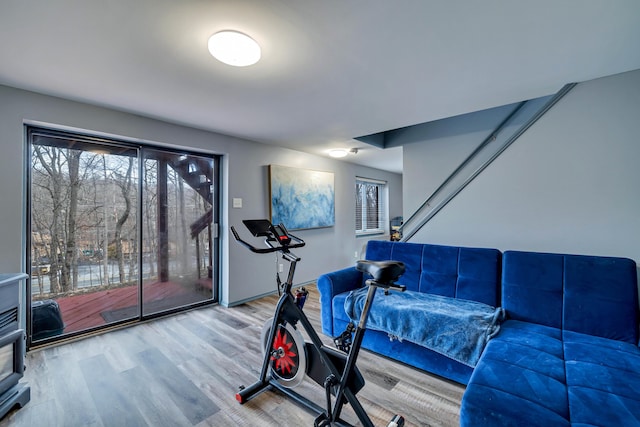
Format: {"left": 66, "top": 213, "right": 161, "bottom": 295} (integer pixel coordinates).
{"left": 365, "top": 240, "right": 501, "bottom": 307}
{"left": 502, "top": 251, "right": 638, "bottom": 344}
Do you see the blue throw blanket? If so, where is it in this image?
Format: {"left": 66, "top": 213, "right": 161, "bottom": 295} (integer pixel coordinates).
{"left": 344, "top": 288, "right": 505, "bottom": 367}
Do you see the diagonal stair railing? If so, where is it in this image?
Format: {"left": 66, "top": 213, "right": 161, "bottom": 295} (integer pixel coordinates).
{"left": 400, "top": 83, "right": 576, "bottom": 242}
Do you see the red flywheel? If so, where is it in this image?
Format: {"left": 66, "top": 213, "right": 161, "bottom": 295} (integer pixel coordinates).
{"left": 260, "top": 318, "right": 307, "bottom": 388}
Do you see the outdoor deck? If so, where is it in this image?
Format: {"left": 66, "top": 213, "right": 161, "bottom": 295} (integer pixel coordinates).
{"left": 48, "top": 279, "right": 213, "bottom": 335}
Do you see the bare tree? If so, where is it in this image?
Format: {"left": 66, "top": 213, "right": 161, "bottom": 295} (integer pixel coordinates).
{"left": 32, "top": 146, "right": 105, "bottom": 293}
{"left": 366, "top": 184, "right": 380, "bottom": 229}
{"left": 101, "top": 155, "right": 110, "bottom": 287}
{"left": 176, "top": 171, "right": 189, "bottom": 274}
{"left": 61, "top": 150, "right": 81, "bottom": 291}
{"left": 143, "top": 160, "right": 158, "bottom": 278}
{"left": 32, "top": 146, "right": 67, "bottom": 293}
{"left": 112, "top": 156, "right": 135, "bottom": 284}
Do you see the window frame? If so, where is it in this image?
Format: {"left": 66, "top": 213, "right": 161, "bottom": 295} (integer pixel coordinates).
{"left": 355, "top": 176, "right": 387, "bottom": 236}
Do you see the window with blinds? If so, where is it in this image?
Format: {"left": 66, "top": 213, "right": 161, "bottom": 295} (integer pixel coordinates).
{"left": 355, "top": 177, "right": 386, "bottom": 235}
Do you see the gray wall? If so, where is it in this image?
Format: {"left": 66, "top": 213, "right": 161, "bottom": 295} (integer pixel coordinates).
{"left": 0, "top": 85, "right": 402, "bottom": 306}
{"left": 403, "top": 69, "right": 640, "bottom": 263}
{"left": 399, "top": 103, "right": 520, "bottom": 216}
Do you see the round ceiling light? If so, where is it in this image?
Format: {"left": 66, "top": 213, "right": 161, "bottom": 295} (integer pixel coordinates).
{"left": 208, "top": 30, "right": 261, "bottom": 67}
{"left": 329, "top": 149, "right": 349, "bottom": 158}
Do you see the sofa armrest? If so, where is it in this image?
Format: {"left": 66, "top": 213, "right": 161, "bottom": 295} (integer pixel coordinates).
{"left": 317, "top": 267, "right": 363, "bottom": 336}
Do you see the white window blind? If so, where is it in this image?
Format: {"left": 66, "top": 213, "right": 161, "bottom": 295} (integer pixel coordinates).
{"left": 356, "top": 177, "right": 386, "bottom": 235}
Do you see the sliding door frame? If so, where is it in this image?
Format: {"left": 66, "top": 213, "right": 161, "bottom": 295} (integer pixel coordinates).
{"left": 25, "top": 125, "right": 221, "bottom": 348}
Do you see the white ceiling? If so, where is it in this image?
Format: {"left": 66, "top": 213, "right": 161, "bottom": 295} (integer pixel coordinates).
{"left": 1, "top": 1, "right": 639, "bottom": 174}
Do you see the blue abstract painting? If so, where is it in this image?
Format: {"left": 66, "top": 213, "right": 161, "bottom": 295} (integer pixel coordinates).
{"left": 269, "top": 165, "right": 335, "bottom": 230}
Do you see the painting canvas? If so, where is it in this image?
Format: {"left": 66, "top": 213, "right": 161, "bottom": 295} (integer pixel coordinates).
{"left": 269, "top": 165, "right": 335, "bottom": 230}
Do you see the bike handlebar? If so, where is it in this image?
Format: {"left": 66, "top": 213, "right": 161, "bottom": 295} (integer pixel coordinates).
{"left": 230, "top": 225, "right": 305, "bottom": 254}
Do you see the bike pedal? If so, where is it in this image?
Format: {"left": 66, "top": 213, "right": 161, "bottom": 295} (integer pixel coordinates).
{"left": 388, "top": 414, "right": 405, "bottom": 427}
{"left": 313, "top": 413, "right": 331, "bottom": 427}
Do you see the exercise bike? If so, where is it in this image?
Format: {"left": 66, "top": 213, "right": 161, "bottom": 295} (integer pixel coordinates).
{"left": 231, "top": 219, "right": 406, "bottom": 427}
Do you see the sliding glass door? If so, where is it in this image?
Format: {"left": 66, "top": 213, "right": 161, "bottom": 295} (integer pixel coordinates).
{"left": 141, "top": 148, "right": 216, "bottom": 316}
{"left": 27, "top": 127, "right": 219, "bottom": 345}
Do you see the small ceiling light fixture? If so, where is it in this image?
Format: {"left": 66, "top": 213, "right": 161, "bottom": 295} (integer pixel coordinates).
{"left": 329, "top": 149, "right": 349, "bottom": 158}
{"left": 208, "top": 30, "right": 261, "bottom": 67}
{"left": 329, "top": 148, "right": 359, "bottom": 158}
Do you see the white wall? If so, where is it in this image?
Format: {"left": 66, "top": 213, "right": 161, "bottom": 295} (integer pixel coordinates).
{"left": 403, "top": 69, "right": 640, "bottom": 263}
{"left": 0, "top": 85, "right": 402, "bottom": 306}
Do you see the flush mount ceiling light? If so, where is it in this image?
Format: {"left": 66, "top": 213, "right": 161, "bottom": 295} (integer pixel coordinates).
{"left": 329, "top": 149, "right": 349, "bottom": 158}
{"left": 329, "top": 148, "right": 358, "bottom": 158}
{"left": 208, "top": 30, "right": 261, "bottom": 67}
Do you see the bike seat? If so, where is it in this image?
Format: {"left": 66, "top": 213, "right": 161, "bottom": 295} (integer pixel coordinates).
{"left": 356, "top": 260, "right": 405, "bottom": 284}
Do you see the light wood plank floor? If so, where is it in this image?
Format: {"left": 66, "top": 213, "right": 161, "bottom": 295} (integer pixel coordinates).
{"left": 2, "top": 286, "right": 464, "bottom": 426}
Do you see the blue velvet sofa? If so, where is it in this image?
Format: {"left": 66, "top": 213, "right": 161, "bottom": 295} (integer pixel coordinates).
{"left": 461, "top": 250, "right": 640, "bottom": 426}
{"left": 317, "top": 240, "right": 502, "bottom": 384}
{"left": 318, "top": 242, "right": 640, "bottom": 425}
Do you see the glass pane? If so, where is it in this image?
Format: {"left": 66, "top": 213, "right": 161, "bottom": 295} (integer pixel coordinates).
{"left": 366, "top": 185, "right": 380, "bottom": 229}
{"left": 141, "top": 150, "right": 214, "bottom": 316}
{"left": 30, "top": 135, "right": 139, "bottom": 340}
{"left": 355, "top": 182, "right": 363, "bottom": 231}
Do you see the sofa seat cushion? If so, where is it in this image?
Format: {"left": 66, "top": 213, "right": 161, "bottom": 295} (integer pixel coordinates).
{"left": 460, "top": 320, "right": 570, "bottom": 426}
{"left": 462, "top": 322, "right": 640, "bottom": 426}
{"left": 484, "top": 320, "right": 566, "bottom": 383}
{"left": 563, "top": 331, "right": 640, "bottom": 425}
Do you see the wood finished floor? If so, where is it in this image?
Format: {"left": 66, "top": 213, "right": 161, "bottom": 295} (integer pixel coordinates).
{"left": 2, "top": 286, "right": 464, "bottom": 426}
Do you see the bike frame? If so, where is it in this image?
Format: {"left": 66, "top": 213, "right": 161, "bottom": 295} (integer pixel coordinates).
{"left": 232, "top": 221, "right": 404, "bottom": 427}
{"left": 236, "top": 255, "right": 378, "bottom": 427}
